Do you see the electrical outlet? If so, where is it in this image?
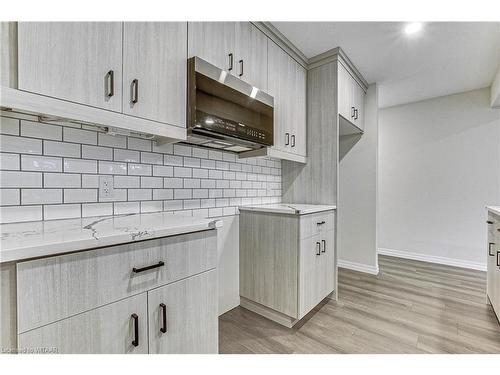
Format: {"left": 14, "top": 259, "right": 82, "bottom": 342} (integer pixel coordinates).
{"left": 99, "top": 175, "right": 114, "bottom": 200}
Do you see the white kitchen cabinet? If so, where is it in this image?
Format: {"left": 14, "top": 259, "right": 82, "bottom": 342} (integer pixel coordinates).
{"left": 267, "top": 41, "right": 307, "bottom": 159}
{"left": 18, "top": 22, "right": 123, "bottom": 112}
{"left": 487, "top": 212, "right": 500, "bottom": 320}
{"left": 235, "top": 22, "right": 268, "bottom": 91}
{"left": 188, "top": 22, "right": 237, "bottom": 74}
{"left": 239, "top": 207, "right": 335, "bottom": 327}
{"left": 148, "top": 270, "right": 218, "bottom": 354}
{"left": 123, "top": 22, "right": 187, "bottom": 127}
{"left": 18, "top": 293, "right": 148, "bottom": 354}
{"left": 337, "top": 61, "right": 365, "bottom": 131}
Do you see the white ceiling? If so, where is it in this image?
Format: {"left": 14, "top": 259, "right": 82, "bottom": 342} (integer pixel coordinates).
{"left": 272, "top": 22, "right": 500, "bottom": 108}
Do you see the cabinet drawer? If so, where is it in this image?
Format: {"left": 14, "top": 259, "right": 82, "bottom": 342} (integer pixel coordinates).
{"left": 18, "top": 293, "right": 148, "bottom": 354}
{"left": 17, "top": 230, "right": 217, "bottom": 333}
{"left": 299, "top": 211, "right": 335, "bottom": 239}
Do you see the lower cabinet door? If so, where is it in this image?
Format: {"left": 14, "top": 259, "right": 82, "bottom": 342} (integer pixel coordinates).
{"left": 298, "top": 235, "right": 323, "bottom": 319}
{"left": 18, "top": 293, "right": 148, "bottom": 354}
{"left": 323, "top": 229, "right": 336, "bottom": 296}
{"left": 148, "top": 269, "right": 218, "bottom": 354}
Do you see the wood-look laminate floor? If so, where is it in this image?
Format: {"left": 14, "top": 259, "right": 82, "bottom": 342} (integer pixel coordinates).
{"left": 219, "top": 255, "right": 500, "bottom": 353}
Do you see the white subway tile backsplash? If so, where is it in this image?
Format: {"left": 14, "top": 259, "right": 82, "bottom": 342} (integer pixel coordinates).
{"left": 64, "top": 189, "right": 98, "bottom": 203}
{"left": 64, "top": 158, "right": 97, "bottom": 173}
{"left": 63, "top": 128, "right": 97, "bottom": 145}
{"left": 141, "top": 176, "right": 163, "bottom": 188}
{"left": 21, "top": 120, "right": 62, "bottom": 140}
{"left": 98, "top": 133, "right": 127, "bottom": 148}
{"left": 45, "top": 173, "right": 81, "bottom": 188}
{"left": 164, "top": 177, "right": 183, "bottom": 188}
{"left": 153, "top": 189, "right": 173, "bottom": 200}
{"left": 128, "top": 137, "right": 151, "bottom": 152}
{"left": 140, "top": 201, "right": 163, "bottom": 213}
{"left": 0, "top": 189, "right": 20, "bottom": 206}
{"left": 99, "top": 161, "right": 127, "bottom": 175}
{"left": 44, "top": 204, "right": 81, "bottom": 220}
{"left": 128, "top": 163, "right": 152, "bottom": 176}
{"left": 0, "top": 117, "right": 20, "bottom": 135}
{"left": 1, "top": 135, "right": 42, "bottom": 154}
{"left": 153, "top": 165, "right": 173, "bottom": 177}
{"left": 1, "top": 171, "right": 42, "bottom": 187}
{"left": 22, "top": 189, "right": 62, "bottom": 205}
{"left": 0, "top": 205, "right": 42, "bottom": 223}
{"left": 43, "top": 140, "right": 80, "bottom": 158}
{"left": 0, "top": 115, "right": 281, "bottom": 222}
{"left": 0, "top": 153, "right": 20, "bottom": 170}
{"left": 82, "top": 145, "right": 113, "bottom": 160}
{"left": 114, "top": 176, "right": 140, "bottom": 188}
{"left": 82, "top": 203, "right": 113, "bottom": 217}
{"left": 114, "top": 149, "right": 140, "bottom": 163}
{"left": 141, "top": 152, "right": 163, "bottom": 165}
{"left": 114, "top": 201, "right": 140, "bottom": 215}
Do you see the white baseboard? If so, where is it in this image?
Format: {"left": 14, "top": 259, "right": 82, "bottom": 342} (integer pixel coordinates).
{"left": 338, "top": 259, "right": 379, "bottom": 275}
{"left": 377, "top": 248, "right": 486, "bottom": 271}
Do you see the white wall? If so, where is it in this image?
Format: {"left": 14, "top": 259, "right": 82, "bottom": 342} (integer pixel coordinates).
{"left": 378, "top": 87, "right": 500, "bottom": 270}
{"left": 337, "top": 84, "right": 379, "bottom": 274}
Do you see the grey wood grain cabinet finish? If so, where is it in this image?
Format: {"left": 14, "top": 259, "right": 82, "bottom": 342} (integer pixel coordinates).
{"left": 268, "top": 41, "right": 307, "bottom": 159}
{"left": 18, "top": 293, "right": 148, "bottom": 354}
{"left": 148, "top": 270, "right": 218, "bottom": 354}
{"left": 17, "top": 230, "right": 217, "bottom": 333}
{"left": 337, "top": 61, "right": 365, "bottom": 131}
{"left": 235, "top": 22, "right": 268, "bottom": 91}
{"left": 487, "top": 212, "right": 500, "bottom": 320}
{"left": 18, "top": 22, "right": 123, "bottom": 112}
{"left": 188, "top": 22, "right": 236, "bottom": 73}
{"left": 240, "top": 210, "right": 336, "bottom": 327}
{"left": 123, "top": 22, "right": 187, "bottom": 127}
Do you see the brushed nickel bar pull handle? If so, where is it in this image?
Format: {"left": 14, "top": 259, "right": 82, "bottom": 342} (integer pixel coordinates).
{"left": 105, "top": 70, "right": 114, "bottom": 98}
{"left": 291, "top": 134, "right": 296, "bottom": 147}
{"left": 131, "top": 313, "right": 139, "bottom": 347}
{"left": 316, "top": 242, "right": 321, "bottom": 256}
{"left": 487, "top": 220, "right": 494, "bottom": 224}
{"left": 351, "top": 106, "right": 355, "bottom": 118}
{"left": 131, "top": 79, "right": 139, "bottom": 104}
{"left": 228, "top": 53, "right": 234, "bottom": 71}
{"left": 317, "top": 221, "right": 326, "bottom": 225}
{"left": 497, "top": 251, "right": 500, "bottom": 267}
{"left": 160, "top": 303, "right": 167, "bottom": 333}
{"left": 355, "top": 108, "right": 358, "bottom": 120}
{"left": 132, "top": 261, "right": 164, "bottom": 273}
{"left": 489, "top": 243, "right": 496, "bottom": 257}
{"left": 322, "top": 239, "right": 326, "bottom": 253}
{"left": 239, "top": 59, "right": 244, "bottom": 77}
{"left": 285, "top": 132, "right": 290, "bottom": 146}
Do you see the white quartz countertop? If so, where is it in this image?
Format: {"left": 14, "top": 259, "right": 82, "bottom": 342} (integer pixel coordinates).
{"left": 239, "top": 203, "right": 336, "bottom": 215}
{"left": 487, "top": 206, "right": 500, "bottom": 216}
{"left": 0, "top": 212, "right": 222, "bottom": 264}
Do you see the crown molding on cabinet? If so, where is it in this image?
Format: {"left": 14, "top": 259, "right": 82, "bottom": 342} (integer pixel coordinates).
{"left": 251, "top": 22, "right": 309, "bottom": 68}
{"left": 309, "top": 47, "right": 369, "bottom": 92}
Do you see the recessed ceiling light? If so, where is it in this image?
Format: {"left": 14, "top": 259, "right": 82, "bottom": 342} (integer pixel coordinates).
{"left": 404, "top": 22, "right": 423, "bottom": 35}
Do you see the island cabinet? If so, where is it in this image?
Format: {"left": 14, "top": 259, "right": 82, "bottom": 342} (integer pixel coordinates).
{"left": 239, "top": 205, "right": 336, "bottom": 328}
{"left": 14, "top": 230, "right": 218, "bottom": 354}
{"left": 487, "top": 210, "right": 500, "bottom": 321}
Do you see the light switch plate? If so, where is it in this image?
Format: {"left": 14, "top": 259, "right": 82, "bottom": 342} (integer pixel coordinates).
{"left": 99, "top": 175, "right": 114, "bottom": 200}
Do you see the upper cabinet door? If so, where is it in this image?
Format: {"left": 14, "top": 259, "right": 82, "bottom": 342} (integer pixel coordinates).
{"left": 268, "top": 41, "right": 292, "bottom": 153}
{"left": 18, "top": 22, "right": 123, "bottom": 112}
{"left": 123, "top": 22, "right": 187, "bottom": 127}
{"left": 188, "top": 22, "right": 236, "bottom": 73}
{"left": 292, "top": 62, "right": 307, "bottom": 157}
{"left": 337, "top": 62, "right": 353, "bottom": 122}
{"left": 148, "top": 270, "right": 218, "bottom": 354}
{"left": 353, "top": 82, "right": 365, "bottom": 131}
{"left": 235, "top": 23, "right": 268, "bottom": 91}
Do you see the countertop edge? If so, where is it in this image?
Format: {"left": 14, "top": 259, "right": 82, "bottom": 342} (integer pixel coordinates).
{"left": 0, "top": 220, "right": 220, "bottom": 264}
{"left": 239, "top": 205, "right": 337, "bottom": 215}
{"left": 486, "top": 206, "right": 500, "bottom": 216}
